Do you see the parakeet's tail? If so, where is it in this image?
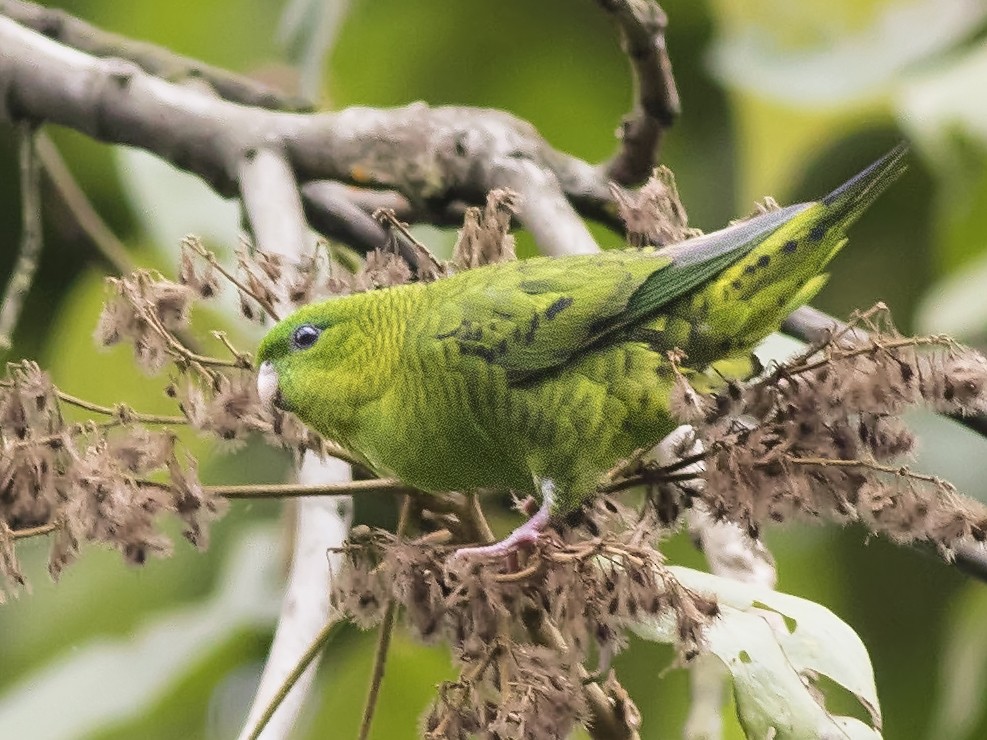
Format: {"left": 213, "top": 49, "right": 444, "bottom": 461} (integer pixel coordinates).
{"left": 654, "top": 144, "right": 908, "bottom": 369}
{"left": 821, "top": 143, "right": 909, "bottom": 216}
{"left": 724, "top": 142, "right": 908, "bottom": 311}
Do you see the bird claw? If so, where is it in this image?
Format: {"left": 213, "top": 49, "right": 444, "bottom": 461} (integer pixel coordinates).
{"left": 453, "top": 505, "right": 551, "bottom": 559}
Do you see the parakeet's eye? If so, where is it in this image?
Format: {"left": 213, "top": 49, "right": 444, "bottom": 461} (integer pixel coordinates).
{"left": 291, "top": 324, "right": 321, "bottom": 350}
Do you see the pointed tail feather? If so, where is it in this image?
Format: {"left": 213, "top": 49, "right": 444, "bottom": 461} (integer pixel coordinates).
{"left": 624, "top": 145, "right": 908, "bottom": 328}
{"left": 811, "top": 142, "right": 909, "bottom": 241}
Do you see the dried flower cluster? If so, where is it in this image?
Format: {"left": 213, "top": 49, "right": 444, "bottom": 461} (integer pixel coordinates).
{"left": 450, "top": 189, "right": 519, "bottom": 269}
{"left": 610, "top": 166, "right": 702, "bottom": 247}
{"left": 0, "top": 235, "right": 407, "bottom": 596}
{"left": 665, "top": 306, "right": 987, "bottom": 555}
{"left": 332, "top": 511, "right": 717, "bottom": 740}
{"left": 0, "top": 360, "right": 224, "bottom": 596}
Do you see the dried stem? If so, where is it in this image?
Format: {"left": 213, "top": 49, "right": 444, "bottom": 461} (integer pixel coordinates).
{"left": 35, "top": 131, "right": 135, "bottom": 275}
{"left": 0, "top": 122, "right": 43, "bottom": 350}
{"left": 10, "top": 522, "right": 57, "bottom": 540}
{"left": 183, "top": 237, "right": 281, "bottom": 322}
{"left": 781, "top": 455, "right": 949, "bottom": 486}
{"left": 211, "top": 330, "right": 253, "bottom": 367}
{"left": 373, "top": 209, "right": 445, "bottom": 277}
{"left": 357, "top": 495, "right": 413, "bottom": 740}
{"left": 782, "top": 334, "right": 953, "bottom": 378}
{"left": 48, "top": 389, "right": 186, "bottom": 425}
{"left": 243, "top": 620, "right": 343, "bottom": 740}
{"left": 203, "top": 478, "right": 413, "bottom": 500}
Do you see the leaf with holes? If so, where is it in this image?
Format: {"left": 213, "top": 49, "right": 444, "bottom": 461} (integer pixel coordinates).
{"left": 635, "top": 565, "right": 882, "bottom": 739}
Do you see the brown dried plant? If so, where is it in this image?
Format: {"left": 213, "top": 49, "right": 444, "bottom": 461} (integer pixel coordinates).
{"left": 2, "top": 178, "right": 987, "bottom": 738}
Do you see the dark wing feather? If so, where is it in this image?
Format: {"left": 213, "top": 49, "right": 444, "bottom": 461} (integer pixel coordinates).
{"left": 429, "top": 203, "right": 811, "bottom": 382}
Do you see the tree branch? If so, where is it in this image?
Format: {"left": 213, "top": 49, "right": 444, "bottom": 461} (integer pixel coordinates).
{"left": 0, "top": 0, "right": 311, "bottom": 112}
{"left": 300, "top": 181, "right": 390, "bottom": 252}
{"left": 598, "top": 0, "right": 679, "bottom": 185}
{"left": 238, "top": 147, "right": 310, "bottom": 261}
{"left": 208, "top": 478, "right": 412, "bottom": 499}
{"left": 0, "top": 16, "right": 622, "bottom": 253}
{"left": 230, "top": 117, "right": 361, "bottom": 740}
{"left": 357, "top": 495, "right": 412, "bottom": 740}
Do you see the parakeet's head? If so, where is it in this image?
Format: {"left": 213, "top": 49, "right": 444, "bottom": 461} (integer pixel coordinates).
{"left": 256, "top": 297, "right": 368, "bottom": 435}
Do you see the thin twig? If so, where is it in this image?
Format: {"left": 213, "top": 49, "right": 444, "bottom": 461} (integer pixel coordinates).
{"left": 211, "top": 330, "right": 253, "bottom": 367}
{"left": 781, "top": 334, "right": 952, "bottom": 378}
{"left": 599, "top": 469, "right": 704, "bottom": 495}
{"left": 10, "top": 522, "right": 57, "bottom": 540}
{"left": 779, "top": 454, "right": 949, "bottom": 487}
{"left": 468, "top": 493, "right": 497, "bottom": 544}
{"left": 0, "top": 122, "right": 43, "bottom": 350}
{"left": 35, "top": 131, "right": 135, "bottom": 274}
{"left": 53, "top": 389, "right": 187, "bottom": 425}
{"left": 243, "top": 619, "right": 343, "bottom": 740}
{"left": 183, "top": 237, "right": 281, "bottom": 322}
{"left": 203, "top": 478, "right": 414, "bottom": 499}
{"left": 357, "top": 495, "right": 413, "bottom": 740}
{"left": 373, "top": 208, "right": 445, "bottom": 276}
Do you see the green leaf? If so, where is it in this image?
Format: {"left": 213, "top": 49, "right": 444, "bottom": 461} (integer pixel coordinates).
{"left": 634, "top": 566, "right": 882, "bottom": 739}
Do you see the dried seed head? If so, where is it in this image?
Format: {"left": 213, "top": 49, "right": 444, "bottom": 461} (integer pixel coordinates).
{"left": 452, "top": 189, "right": 519, "bottom": 269}
{"left": 107, "top": 427, "right": 174, "bottom": 473}
{"left": 148, "top": 282, "right": 194, "bottom": 331}
{"left": 611, "top": 166, "right": 701, "bottom": 247}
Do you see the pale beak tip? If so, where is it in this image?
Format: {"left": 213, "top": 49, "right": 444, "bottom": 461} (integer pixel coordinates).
{"left": 257, "top": 360, "right": 279, "bottom": 410}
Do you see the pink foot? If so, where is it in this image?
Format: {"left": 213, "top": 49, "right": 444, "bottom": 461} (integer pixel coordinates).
{"left": 453, "top": 505, "right": 551, "bottom": 559}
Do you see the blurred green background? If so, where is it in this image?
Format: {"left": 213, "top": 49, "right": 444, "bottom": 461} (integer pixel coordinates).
{"left": 3, "top": 0, "right": 987, "bottom": 737}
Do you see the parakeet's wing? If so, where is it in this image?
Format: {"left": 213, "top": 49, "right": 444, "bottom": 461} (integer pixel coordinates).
{"left": 431, "top": 203, "right": 811, "bottom": 382}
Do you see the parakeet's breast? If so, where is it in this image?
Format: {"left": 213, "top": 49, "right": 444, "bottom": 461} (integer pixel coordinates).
{"left": 500, "top": 340, "right": 678, "bottom": 509}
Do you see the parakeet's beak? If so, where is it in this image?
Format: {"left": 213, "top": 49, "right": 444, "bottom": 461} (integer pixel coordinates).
{"left": 257, "top": 360, "right": 279, "bottom": 410}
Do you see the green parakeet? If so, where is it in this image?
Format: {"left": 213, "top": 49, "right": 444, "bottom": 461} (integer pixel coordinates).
{"left": 257, "top": 146, "right": 906, "bottom": 556}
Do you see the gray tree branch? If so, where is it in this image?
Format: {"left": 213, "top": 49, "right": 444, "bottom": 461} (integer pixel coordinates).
{"left": 238, "top": 147, "right": 309, "bottom": 258}
{"left": 0, "top": 16, "right": 620, "bottom": 257}
{"left": 300, "top": 181, "right": 390, "bottom": 251}
{"left": 598, "top": 0, "right": 680, "bottom": 185}
{"left": 0, "top": 0, "right": 311, "bottom": 112}
{"left": 231, "top": 137, "right": 355, "bottom": 740}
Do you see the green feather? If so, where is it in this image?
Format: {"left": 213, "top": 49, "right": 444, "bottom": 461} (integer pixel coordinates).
{"left": 257, "top": 146, "right": 907, "bottom": 515}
